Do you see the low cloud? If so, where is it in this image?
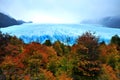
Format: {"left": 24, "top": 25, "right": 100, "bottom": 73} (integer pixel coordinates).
{"left": 0, "top": 0, "right": 120, "bottom": 23}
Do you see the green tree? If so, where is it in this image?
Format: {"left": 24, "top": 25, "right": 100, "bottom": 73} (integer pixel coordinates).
{"left": 43, "top": 40, "right": 52, "bottom": 46}
{"left": 53, "top": 41, "right": 63, "bottom": 56}
{"left": 111, "top": 35, "right": 120, "bottom": 46}
{"left": 111, "top": 35, "right": 120, "bottom": 50}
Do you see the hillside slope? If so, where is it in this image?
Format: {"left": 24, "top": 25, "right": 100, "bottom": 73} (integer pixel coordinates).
{"left": 0, "top": 12, "right": 25, "bottom": 28}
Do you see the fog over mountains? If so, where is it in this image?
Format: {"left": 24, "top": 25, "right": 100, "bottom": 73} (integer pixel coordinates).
{"left": 81, "top": 16, "right": 120, "bottom": 28}
{"left": 0, "top": 12, "right": 26, "bottom": 28}
{"left": 0, "top": 12, "right": 120, "bottom": 45}
{"left": 100, "top": 16, "right": 120, "bottom": 28}
{"left": 0, "top": 12, "right": 120, "bottom": 28}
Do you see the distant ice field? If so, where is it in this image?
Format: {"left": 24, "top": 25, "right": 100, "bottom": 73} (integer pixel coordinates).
{"left": 1, "top": 23, "right": 120, "bottom": 45}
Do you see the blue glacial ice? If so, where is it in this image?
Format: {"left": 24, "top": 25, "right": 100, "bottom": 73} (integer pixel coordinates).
{"left": 1, "top": 23, "right": 120, "bottom": 45}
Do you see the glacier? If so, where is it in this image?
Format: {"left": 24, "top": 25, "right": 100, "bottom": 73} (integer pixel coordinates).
{"left": 1, "top": 23, "right": 120, "bottom": 45}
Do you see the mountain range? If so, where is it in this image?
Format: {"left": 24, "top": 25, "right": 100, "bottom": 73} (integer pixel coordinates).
{"left": 0, "top": 12, "right": 120, "bottom": 28}
{"left": 81, "top": 16, "right": 120, "bottom": 28}
{"left": 0, "top": 12, "right": 120, "bottom": 45}
{"left": 0, "top": 12, "right": 26, "bottom": 28}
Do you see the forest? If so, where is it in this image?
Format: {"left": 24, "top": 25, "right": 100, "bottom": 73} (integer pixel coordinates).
{"left": 0, "top": 31, "right": 120, "bottom": 80}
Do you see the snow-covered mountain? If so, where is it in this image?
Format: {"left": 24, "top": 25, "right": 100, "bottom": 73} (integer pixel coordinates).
{"left": 1, "top": 23, "right": 120, "bottom": 45}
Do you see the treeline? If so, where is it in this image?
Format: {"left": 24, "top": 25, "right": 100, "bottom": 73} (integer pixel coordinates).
{"left": 0, "top": 32, "right": 120, "bottom": 80}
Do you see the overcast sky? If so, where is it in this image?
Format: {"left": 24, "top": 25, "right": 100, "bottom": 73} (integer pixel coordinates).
{"left": 0, "top": 0, "right": 120, "bottom": 23}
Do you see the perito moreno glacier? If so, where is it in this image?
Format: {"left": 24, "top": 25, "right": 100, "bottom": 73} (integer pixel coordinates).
{"left": 1, "top": 23, "right": 120, "bottom": 45}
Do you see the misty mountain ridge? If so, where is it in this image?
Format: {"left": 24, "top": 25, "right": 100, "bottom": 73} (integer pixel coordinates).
{"left": 101, "top": 16, "right": 120, "bottom": 28}
{"left": 1, "top": 12, "right": 120, "bottom": 28}
{"left": 0, "top": 12, "right": 27, "bottom": 28}
{"left": 81, "top": 16, "right": 120, "bottom": 28}
{"left": 0, "top": 12, "right": 120, "bottom": 45}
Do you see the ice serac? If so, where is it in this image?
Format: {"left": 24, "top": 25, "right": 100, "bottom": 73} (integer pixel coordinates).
{"left": 1, "top": 23, "right": 120, "bottom": 45}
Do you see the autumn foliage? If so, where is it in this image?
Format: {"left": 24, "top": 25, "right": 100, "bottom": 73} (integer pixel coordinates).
{"left": 0, "top": 32, "right": 120, "bottom": 80}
